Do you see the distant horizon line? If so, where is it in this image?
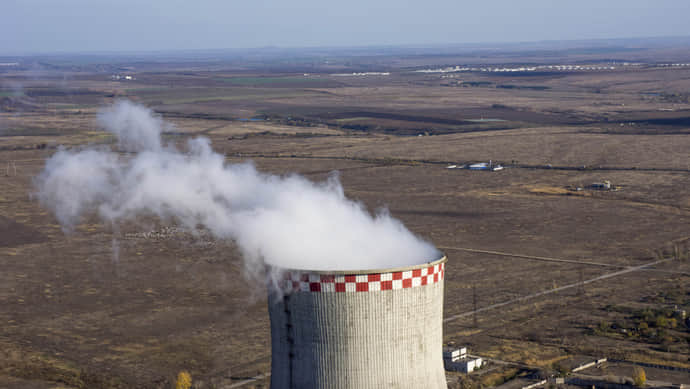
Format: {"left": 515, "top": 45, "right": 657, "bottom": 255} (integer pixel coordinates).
{"left": 3, "top": 34, "right": 690, "bottom": 58}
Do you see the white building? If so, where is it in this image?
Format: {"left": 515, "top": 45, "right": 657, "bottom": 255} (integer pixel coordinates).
{"left": 457, "top": 357, "right": 483, "bottom": 373}
{"left": 443, "top": 347, "right": 466, "bottom": 361}
{"left": 443, "top": 347, "right": 483, "bottom": 373}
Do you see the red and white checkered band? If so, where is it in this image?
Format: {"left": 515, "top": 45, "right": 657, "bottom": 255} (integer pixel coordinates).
{"left": 281, "top": 263, "right": 444, "bottom": 293}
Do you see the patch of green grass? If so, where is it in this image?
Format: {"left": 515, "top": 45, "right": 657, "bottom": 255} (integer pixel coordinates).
{"left": 124, "top": 87, "right": 170, "bottom": 94}
{"left": 0, "top": 90, "right": 25, "bottom": 97}
{"left": 49, "top": 103, "right": 92, "bottom": 110}
{"left": 333, "top": 117, "right": 373, "bottom": 123}
{"left": 0, "top": 128, "right": 64, "bottom": 137}
{"left": 141, "top": 91, "right": 314, "bottom": 105}
{"left": 216, "top": 76, "right": 326, "bottom": 86}
{"left": 497, "top": 85, "right": 551, "bottom": 91}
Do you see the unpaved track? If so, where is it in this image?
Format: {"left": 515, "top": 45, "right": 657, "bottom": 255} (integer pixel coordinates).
{"left": 439, "top": 246, "right": 624, "bottom": 268}
{"left": 443, "top": 258, "right": 671, "bottom": 323}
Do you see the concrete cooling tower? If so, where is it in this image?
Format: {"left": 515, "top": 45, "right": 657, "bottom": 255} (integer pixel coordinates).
{"left": 267, "top": 256, "right": 447, "bottom": 389}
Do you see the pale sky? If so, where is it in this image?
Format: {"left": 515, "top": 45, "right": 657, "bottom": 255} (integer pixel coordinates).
{"left": 1, "top": 0, "right": 689, "bottom": 54}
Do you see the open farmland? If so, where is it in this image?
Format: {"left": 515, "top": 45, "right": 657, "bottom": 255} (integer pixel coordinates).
{"left": 1, "top": 42, "right": 689, "bottom": 388}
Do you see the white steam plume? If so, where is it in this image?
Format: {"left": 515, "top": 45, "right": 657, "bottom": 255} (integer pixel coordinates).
{"left": 96, "top": 100, "right": 167, "bottom": 152}
{"left": 36, "top": 100, "right": 440, "bottom": 271}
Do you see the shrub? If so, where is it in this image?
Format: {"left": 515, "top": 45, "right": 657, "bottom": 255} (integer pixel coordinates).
{"left": 655, "top": 315, "right": 668, "bottom": 328}
{"left": 632, "top": 366, "right": 646, "bottom": 387}
{"left": 175, "top": 371, "right": 192, "bottom": 389}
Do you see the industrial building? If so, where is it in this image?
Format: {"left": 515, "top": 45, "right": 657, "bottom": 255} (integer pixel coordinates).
{"left": 443, "top": 346, "right": 484, "bottom": 373}
{"left": 267, "top": 256, "right": 448, "bottom": 389}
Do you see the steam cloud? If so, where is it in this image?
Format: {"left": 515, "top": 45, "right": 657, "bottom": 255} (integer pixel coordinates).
{"left": 36, "top": 100, "right": 440, "bottom": 271}
{"left": 97, "top": 100, "right": 167, "bottom": 152}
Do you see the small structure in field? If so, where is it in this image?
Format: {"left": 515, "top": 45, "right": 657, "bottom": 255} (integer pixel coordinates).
{"left": 589, "top": 180, "right": 612, "bottom": 190}
{"left": 468, "top": 160, "right": 504, "bottom": 171}
{"left": 443, "top": 347, "right": 484, "bottom": 373}
{"left": 443, "top": 347, "right": 466, "bottom": 362}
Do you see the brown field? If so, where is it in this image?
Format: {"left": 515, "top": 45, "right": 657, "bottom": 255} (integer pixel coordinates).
{"left": 1, "top": 42, "right": 689, "bottom": 388}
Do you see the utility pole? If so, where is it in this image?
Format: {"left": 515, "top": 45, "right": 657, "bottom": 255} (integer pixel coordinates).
{"left": 5, "top": 161, "right": 15, "bottom": 176}
{"left": 473, "top": 284, "right": 478, "bottom": 328}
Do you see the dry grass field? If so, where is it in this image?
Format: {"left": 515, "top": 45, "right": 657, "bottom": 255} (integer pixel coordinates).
{"left": 1, "top": 44, "right": 689, "bottom": 388}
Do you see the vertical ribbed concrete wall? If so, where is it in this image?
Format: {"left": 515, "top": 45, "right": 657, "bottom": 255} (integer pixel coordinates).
{"left": 268, "top": 257, "right": 447, "bottom": 389}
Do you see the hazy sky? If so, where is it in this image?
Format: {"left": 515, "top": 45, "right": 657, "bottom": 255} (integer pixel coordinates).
{"left": 1, "top": 0, "right": 689, "bottom": 54}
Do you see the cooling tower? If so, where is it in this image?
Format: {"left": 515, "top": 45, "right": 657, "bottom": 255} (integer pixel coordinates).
{"left": 267, "top": 256, "right": 447, "bottom": 389}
